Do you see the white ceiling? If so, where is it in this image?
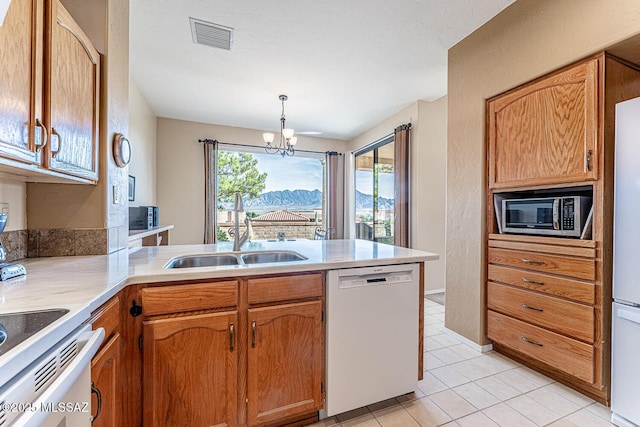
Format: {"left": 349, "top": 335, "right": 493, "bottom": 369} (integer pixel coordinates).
{"left": 129, "top": 0, "right": 515, "bottom": 141}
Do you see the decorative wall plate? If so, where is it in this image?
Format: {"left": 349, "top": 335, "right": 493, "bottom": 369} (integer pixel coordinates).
{"left": 113, "top": 133, "right": 131, "bottom": 167}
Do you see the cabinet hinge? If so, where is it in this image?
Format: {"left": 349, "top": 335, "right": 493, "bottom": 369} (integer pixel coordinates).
{"left": 138, "top": 335, "right": 143, "bottom": 350}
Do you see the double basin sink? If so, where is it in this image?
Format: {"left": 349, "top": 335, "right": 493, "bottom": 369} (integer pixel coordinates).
{"left": 165, "top": 250, "right": 308, "bottom": 269}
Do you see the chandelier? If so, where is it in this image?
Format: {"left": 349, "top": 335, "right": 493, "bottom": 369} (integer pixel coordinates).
{"left": 263, "top": 95, "right": 297, "bottom": 157}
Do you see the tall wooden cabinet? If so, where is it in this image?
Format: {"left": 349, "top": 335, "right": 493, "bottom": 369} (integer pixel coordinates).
{"left": 0, "top": 0, "right": 99, "bottom": 182}
{"left": 485, "top": 53, "right": 640, "bottom": 404}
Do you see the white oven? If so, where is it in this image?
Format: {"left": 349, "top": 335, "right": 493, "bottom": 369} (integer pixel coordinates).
{"left": 0, "top": 325, "right": 104, "bottom": 427}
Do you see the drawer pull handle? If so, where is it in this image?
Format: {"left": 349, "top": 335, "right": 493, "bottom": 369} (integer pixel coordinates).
{"left": 229, "top": 322, "right": 235, "bottom": 352}
{"left": 522, "top": 277, "right": 544, "bottom": 285}
{"left": 520, "top": 336, "right": 543, "bottom": 347}
{"left": 522, "top": 303, "right": 543, "bottom": 312}
{"left": 521, "top": 259, "right": 545, "bottom": 265}
{"left": 251, "top": 320, "right": 256, "bottom": 348}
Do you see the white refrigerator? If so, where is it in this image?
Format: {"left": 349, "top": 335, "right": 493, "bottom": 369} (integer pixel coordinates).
{"left": 612, "top": 96, "right": 640, "bottom": 427}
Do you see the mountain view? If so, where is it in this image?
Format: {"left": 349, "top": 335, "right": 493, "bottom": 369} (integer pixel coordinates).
{"left": 219, "top": 189, "right": 393, "bottom": 212}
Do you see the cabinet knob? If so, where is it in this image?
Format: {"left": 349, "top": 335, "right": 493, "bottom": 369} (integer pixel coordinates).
{"left": 251, "top": 320, "right": 256, "bottom": 348}
{"left": 229, "top": 322, "right": 235, "bottom": 352}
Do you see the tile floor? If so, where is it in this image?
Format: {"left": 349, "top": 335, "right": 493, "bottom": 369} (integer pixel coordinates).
{"left": 311, "top": 297, "right": 616, "bottom": 427}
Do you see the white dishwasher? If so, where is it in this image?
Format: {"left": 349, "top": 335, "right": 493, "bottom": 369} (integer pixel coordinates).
{"left": 324, "top": 263, "right": 419, "bottom": 417}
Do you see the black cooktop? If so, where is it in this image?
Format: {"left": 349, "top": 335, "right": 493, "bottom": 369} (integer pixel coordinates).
{"left": 0, "top": 309, "right": 69, "bottom": 356}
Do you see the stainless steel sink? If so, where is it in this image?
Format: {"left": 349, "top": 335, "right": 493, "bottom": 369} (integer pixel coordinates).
{"left": 240, "top": 251, "right": 307, "bottom": 264}
{"left": 0, "top": 308, "right": 70, "bottom": 356}
{"left": 165, "top": 254, "right": 240, "bottom": 268}
{"left": 164, "top": 250, "right": 307, "bottom": 269}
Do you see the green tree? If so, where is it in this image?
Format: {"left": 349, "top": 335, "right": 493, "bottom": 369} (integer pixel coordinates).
{"left": 217, "top": 152, "right": 267, "bottom": 203}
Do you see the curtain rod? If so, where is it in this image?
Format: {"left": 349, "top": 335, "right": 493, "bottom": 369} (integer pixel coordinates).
{"left": 197, "top": 138, "right": 340, "bottom": 155}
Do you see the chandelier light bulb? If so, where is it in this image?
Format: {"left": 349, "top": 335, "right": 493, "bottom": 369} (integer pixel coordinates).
{"left": 288, "top": 136, "right": 298, "bottom": 146}
{"left": 263, "top": 132, "right": 275, "bottom": 144}
{"left": 282, "top": 128, "right": 295, "bottom": 140}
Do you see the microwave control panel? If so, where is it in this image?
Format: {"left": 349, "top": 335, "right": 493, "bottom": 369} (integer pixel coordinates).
{"left": 562, "top": 199, "right": 575, "bottom": 230}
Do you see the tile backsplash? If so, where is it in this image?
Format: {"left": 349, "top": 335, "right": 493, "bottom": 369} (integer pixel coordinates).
{"left": 0, "top": 228, "right": 127, "bottom": 260}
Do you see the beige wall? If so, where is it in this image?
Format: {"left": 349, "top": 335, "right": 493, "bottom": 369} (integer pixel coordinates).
{"left": 128, "top": 80, "right": 157, "bottom": 207}
{"left": 0, "top": 176, "right": 26, "bottom": 231}
{"left": 446, "top": 0, "right": 640, "bottom": 344}
{"left": 348, "top": 99, "right": 448, "bottom": 292}
{"left": 157, "top": 118, "right": 346, "bottom": 245}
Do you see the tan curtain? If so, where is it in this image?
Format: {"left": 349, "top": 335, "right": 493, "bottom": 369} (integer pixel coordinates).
{"left": 203, "top": 139, "right": 218, "bottom": 244}
{"left": 394, "top": 124, "right": 411, "bottom": 247}
{"left": 325, "top": 151, "right": 344, "bottom": 239}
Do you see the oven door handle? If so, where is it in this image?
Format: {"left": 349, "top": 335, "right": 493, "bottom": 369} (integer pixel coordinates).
{"left": 12, "top": 327, "right": 105, "bottom": 427}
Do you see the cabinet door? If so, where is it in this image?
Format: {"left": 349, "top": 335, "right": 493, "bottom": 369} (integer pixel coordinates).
{"left": 247, "top": 301, "right": 323, "bottom": 426}
{"left": 91, "top": 333, "right": 121, "bottom": 427}
{"left": 46, "top": 0, "right": 100, "bottom": 181}
{"left": 0, "top": 0, "right": 44, "bottom": 164}
{"left": 488, "top": 58, "right": 599, "bottom": 189}
{"left": 143, "top": 311, "right": 238, "bottom": 427}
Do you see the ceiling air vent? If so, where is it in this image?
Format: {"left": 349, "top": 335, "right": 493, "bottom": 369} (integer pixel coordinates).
{"left": 190, "top": 17, "right": 234, "bottom": 51}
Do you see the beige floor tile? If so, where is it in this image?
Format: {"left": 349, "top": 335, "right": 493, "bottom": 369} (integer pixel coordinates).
{"left": 426, "top": 325, "right": 444, "bottom": 337}
{"left": 526, "top": 387, "right": 581, "bottom": 417}
{"left": 372, "top": 404, "right": 420, "bottom": 427}
{"left": 541, "top": 383, "right": 593, "bottom": 408}
{"left": 341, "top": 413, "right": 380, "bottom": 427}
{"left": 430, "top": 365, "right": 471, "bottom": 388}
{"left": 482, "top": 403, "right": 538, "bottom": 427}
{"left": 430, "top": 305, "right": 445, "bottom": 314}
{"left": 585, "top": 402, "right": 614, "bottom": 421}
{"left": 449, "top": 358, "right": 494, "bottom": 381}
{"left": 431, "top": 333, "right": 461, "bottom": 348}
{"left": 457, "top": 411, "right": 500, "bottom": 427}
{"left": 418, "top": 371, "right": 450, "bottom": 396}
{"left": 336, "top": 407, "right": 371, "bottom": 423}
{"left": 425, "top": 336, "right": 446, "bottom": 351}
{"left": 474, "top": 374, "right": 522, "bottom": 402}
{"left": 431, "top": 347, "right": 467, "bottom": 365}
{"left": 401, "top": 396, "right": 452, "bottom": 427}
{"left": 453, "top": 382, "right": 501, "bottom": 410}
{"left": 506, "top": 394, "right": 562, "bottom": 425}
{"left": 395, "top": 389, "right": 426, "bottom": 404}
{"left": 425, "top": 351, "right": 447, "bottom": 370}
{"left": 441, "top": 423, "right": 461, "bottom": 427}
{"left": 563, "top": 408, "right": 616, "bottom": 427}
{"left": 426, "top": 314, "right": 444, "bottom": 325}
{"left": 494, "top": 367, "right": 551, "bottom": 393}
{"left": 482, "top": 351, "right": 520, "bottom": 369}
{"left": 429, "top": 389, "right": 478, "bottom": 419}
{"left": 448, "top": 344, "right": 482, "bottom": 361}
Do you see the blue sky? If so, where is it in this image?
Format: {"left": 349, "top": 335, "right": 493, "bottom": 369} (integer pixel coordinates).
{"left": 230, "top": 151, "right": 394, "bottom": 198}
{"left": 253, "top": 153, "right": 324, "bottom": 192}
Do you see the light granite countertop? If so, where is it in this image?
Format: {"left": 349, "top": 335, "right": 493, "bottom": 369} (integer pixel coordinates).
{"left": 0, "top": 239, "right": 438, "bottom": 385}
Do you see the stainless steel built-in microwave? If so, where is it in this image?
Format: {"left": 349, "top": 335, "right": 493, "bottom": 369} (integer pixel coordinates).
{"left": 501, "top": 196, "right": 591, "bottom": 237}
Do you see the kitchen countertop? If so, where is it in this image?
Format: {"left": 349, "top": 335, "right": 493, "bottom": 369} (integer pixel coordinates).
{"left": 0, "top": 239, "right": 438, "bottom": 385}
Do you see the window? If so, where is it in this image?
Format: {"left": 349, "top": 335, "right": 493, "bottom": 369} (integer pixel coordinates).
{"left": 354, "top": 136, "right": 395, "bottom": 244}
{"left": 215, "top": 146, "right": 326, "bottom": 241}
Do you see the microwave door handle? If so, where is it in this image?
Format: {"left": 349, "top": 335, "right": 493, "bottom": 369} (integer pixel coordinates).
{"left": 553, "top": 198, "right": 560, "bottom": 230}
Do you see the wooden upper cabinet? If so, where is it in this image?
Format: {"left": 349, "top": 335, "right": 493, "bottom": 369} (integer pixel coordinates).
{"left": 0, "top": 0, "right": 45, "bottom": 165}
{"left": 143, "top": 311, "right": 238, "bottom": 427}
{"left": 247, "top": 300, "right": 323, "bottom": 426}
{"left": 488, "top": 58, "right": 599, "bottom": 189}
{"left": 46, "top": 0, "right": 99, "bottom": 181}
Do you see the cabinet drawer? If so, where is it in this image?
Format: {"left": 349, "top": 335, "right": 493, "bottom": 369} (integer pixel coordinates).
{"left": 487, "top": 311, "right": 594, "bottom": 383}
{"left": 487, "top": 282, "right": 594, "bottom": 342}
{"left": 141, "top": 281, "right": 238, "bottom": 316}
{"left": 488, "top": 247, "right": 595, "bottom": 280}
{"left": 89, "top": 295, "right": 120, "bottom": 345}
{"left": 248, "top": 273, "right": 323, "bottom": 305}
{"left": 488, "top": 265, "right": 596, "bottom": 305}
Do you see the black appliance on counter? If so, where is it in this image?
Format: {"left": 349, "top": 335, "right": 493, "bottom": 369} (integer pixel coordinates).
{"left": 129, "top": 206, "right": 159, "bottom": 230}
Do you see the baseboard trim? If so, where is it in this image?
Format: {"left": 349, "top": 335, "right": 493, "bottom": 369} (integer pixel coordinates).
{"left": 442, "top": 327, "right": 493, "bottom": 353}
{"left": 424, "top": 288, "right": 445, "bottom": 296}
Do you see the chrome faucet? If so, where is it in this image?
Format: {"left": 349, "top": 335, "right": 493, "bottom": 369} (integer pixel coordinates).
{"left": 232, "top": 192, "right": 252, "bottom": 251}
